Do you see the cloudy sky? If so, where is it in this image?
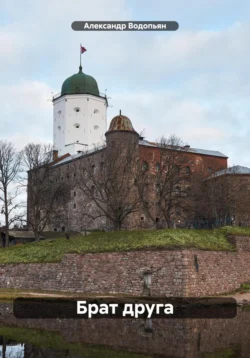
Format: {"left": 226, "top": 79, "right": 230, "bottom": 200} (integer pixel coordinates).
{"left": 1, "top": 0, "right": 250, "bottom": 167}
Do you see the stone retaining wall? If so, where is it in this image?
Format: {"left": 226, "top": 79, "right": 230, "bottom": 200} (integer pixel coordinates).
{"left": 0, "top": 236, "right": 250, "bottom": 297}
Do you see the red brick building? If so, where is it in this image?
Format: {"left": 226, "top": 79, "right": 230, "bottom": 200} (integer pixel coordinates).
{"left": 28, "top": 113, "right": 230, "bottom": 232}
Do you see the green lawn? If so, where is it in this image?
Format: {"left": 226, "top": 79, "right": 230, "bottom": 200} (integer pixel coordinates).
{"left": 0, "top": 226, "right": 249, "bottom": 264}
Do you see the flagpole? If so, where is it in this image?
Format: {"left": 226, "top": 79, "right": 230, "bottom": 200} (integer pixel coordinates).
{"left": 80, "top": 43, "right": 82, "bottom": 68}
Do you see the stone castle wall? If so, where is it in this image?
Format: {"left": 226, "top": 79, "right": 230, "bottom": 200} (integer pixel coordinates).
{"left": 0, "top": 236, "right": 250, "bottom": 297}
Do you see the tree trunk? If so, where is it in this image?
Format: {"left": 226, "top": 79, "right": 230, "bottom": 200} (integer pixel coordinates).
{"left": 34, "top": 229, "right": 40, "bottom": 241}
{"left": 4, "top": 188, "right": 9, "bottom": 247}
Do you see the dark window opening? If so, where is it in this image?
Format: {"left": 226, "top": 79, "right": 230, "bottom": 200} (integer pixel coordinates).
{"left": 61, "top": 227, "right": 65, "bottom": 232}
{"left": 186, "top": 166, "right": 191, "bottom": 174}
{"left": 142, "top": 161, "right": 149, "bottom": 171}
{"left": 73, "top": 204, "right": 76, "bottom": 209}
{"left": 74, "top": 191, "right": 76, "bottom": 197}
{"left": 156, "top": 218, "right": 159, "bottom": 222}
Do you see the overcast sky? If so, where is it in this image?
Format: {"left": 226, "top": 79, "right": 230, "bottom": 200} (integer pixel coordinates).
{"left": 1, "top": 0, "right": 250, "bottom": 167}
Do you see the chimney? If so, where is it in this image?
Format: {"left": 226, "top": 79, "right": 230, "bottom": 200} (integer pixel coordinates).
{"left": 53, "top": 150, "right": 58, "bottom": 161}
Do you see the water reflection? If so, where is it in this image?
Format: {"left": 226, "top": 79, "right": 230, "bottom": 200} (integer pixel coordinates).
{"left": 0, "top": 303, "right": 249, "bottom": 357}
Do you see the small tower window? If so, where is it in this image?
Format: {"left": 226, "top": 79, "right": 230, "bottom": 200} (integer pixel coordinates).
{"left": 74, "top": 107, "right": 80, "bottom": 113}
{"left": 94, "top": 125, "right": 99, "bottom": 130}
{"left": 94, "top": 109, "right": 99, "bottom": 114}
{"left": 156, "top": 162, "right": 160, "bottom": 172}
{"left": 74, "top": 191, "right": 76, "bottom": 197}
{"left": 73, "top": 203, "right": 76, "bottom": 209}
{"left": 142, "top": 161, "right": 149, "bottom": 171}
{"left": 186, "top": 166, "right": 191, "bottom": 174}
{"left": 74, "top": 123, "right": 80, "bottom": 128}
{"left": 57, "top": 126, "right": 61, "bottom": 130}
{"left": 156, "top": 184, "right": 160, "bottom": 193}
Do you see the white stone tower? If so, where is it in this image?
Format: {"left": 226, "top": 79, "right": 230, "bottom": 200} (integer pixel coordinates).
{"left": 52, "top": 65, "right": 108, "bottom": 157}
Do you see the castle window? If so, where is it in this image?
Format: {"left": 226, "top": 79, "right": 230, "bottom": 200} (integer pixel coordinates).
{"left": 208, "top": 167, "right": 212, "bottom": 174}
{"left": 156, "top": 184, "right": 160, "bottom": 193}
{"left": 175, "top": 185, "right": 181, "bottom": 193}
{"left": 156, "top": 162, "right": 160, "bottom": 172}
{"left": 54, "top": 228, "right": 57, "bottom": 232}
{"left": 141, "top": 216, "right": 144, "bottom": 221}
{"left": 74, "top": 123, "right": 80, "bottom": 128}
{"left": 58, "top": 110, "right": 61, "bottom": 115}
{"left": 92, "top": 165, "right": 96, "bottom": 174}
{"left": 156, "top": 218, "right": 159, "bottom": 223}
{"left": 91, "top": 185, "right": 95, "bottom": 195}
{"left": 57, "top": 126, "right": 61, "bottom": 130}
{"left": 94, "top": 125, "right": 99, "bottom": 130}
{"left": 73, "top": 203, "right": 76, "bottom": 209}
{"left": 61, "top": 226, "right": 65, "bottom": 232}
{"left": 186, "top": 166, "right": 191, "bottom": 174}
{"left": 74, "top": 191, "right": 76, "bottom": 197}
{"left": 174, "top": 165, "right": 180, "bottom": 175}
{"left": 94, "top": 109, "right": 99, "bottom": 114}
{"left": 142, "top": 161, "right": 149, "bottom": 171}
{"left": 74, "top": 107, "right": 80, "bottom": 113}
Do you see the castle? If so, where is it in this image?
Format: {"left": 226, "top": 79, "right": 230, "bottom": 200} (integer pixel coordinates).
{"left": 27, "top": 63, "right": 250, "bottom": 232}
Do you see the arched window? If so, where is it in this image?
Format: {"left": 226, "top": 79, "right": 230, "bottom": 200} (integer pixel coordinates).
{"left": 92, "top": 164, "right": 96, "bottom": 174}
{"left": 155, "top": 184, "right": 161, "bottom": 193}
{"left": 186, "top": 166, "right": 191, "bottom": 174}
{"left": 175, "top": 185, "right": 181, "bottom": 194}
{"left": 142, "top": 161, "right": 149, "bottom": 171}
{"left": 156, "top": 162, "right": 160, "bottom": 172}
{"left": 74, "top": 107, "right": 80, "bottom": 113}
{"left": 174, "top": 165, "right": 180, "bottom": 175}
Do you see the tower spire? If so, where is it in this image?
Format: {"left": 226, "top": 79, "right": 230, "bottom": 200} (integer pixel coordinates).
{"left": 79, "top": 44, "right": 87, "bottom": 72}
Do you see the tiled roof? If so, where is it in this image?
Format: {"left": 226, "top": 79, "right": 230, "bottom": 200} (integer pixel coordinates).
{"left": 139, "top": 140, "right": 227, "bottom": 158}
{"left": 52, "top": 146, "right": 105, "bottom": 167}
{"left": 213, "top": 165, "right": 250, "bottom": 177}
{"left": 52, "top": 140, "right": 227, "bottom": 168}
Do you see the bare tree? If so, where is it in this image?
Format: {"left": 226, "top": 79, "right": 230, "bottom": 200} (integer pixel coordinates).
{"left": 202, "top": 166, "right": 250, "bottom": 227}
{"left": 22, "top": 143, "right": 70, "bottom": 240}
{"left": 138, "top": 135, "right": 196, "bottom": 229}
{"left": 0, "top": 141, "right": 23, "bottom": 247}
{"left": 75, "top": 138, "right": 142, "bottom": 231}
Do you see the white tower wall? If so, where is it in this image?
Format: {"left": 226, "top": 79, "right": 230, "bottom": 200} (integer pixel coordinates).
{"left": 53, "top": 94, "right": 107, "bottom": 157}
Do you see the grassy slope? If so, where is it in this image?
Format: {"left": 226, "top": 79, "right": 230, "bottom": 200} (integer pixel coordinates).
{"left": 0, "top": 226, "right": 249, "bottom": 264}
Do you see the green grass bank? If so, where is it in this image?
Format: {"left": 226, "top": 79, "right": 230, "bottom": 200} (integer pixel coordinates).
{"left": 0, "top": 226, "right": 249, "bottom": 264}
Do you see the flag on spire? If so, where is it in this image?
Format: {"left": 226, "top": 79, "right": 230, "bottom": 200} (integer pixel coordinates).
{"left": 81, "top": 45, "right": 87, "bottom": 54}
{"left": 80, "top": 44, "right": 87, "bottom": 67}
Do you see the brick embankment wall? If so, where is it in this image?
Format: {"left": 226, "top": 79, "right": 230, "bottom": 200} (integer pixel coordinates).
{"left": 0, "top": 236, "right": 250, "bottom": 297}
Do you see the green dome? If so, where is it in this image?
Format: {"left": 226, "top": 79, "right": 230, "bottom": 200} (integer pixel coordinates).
{"left": 61, "top": 66, "right": 99, "bottom": 96}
